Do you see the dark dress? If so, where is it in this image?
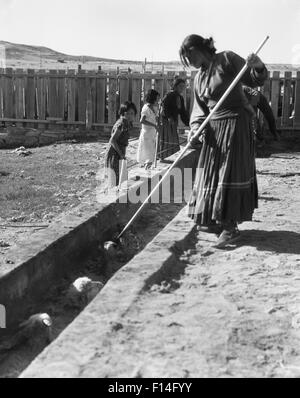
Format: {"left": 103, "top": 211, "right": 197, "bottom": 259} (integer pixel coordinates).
{"left": 104, "top": 117, "right": 130, "bottom": 188}
{"left": 159, "top": 91, "right": 189, "bottom": 160}
{"left": 243, "top": 86, "right": 277, "bottom": 139}
{"left": 188, "top": 51, "right": 268, "bottom": 225}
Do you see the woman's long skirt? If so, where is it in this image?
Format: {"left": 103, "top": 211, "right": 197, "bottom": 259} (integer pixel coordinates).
{"left": 159, "top": 118, "right": 180, "bottom": 160}
{"left": 188, "top": 110, "right": 258, "bottom": 225}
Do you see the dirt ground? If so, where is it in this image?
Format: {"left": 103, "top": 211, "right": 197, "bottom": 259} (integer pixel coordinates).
{"left": 0, "top": 138, "right": 140, "bottom": 262}
{"left": 83, "top": 143, "right": 300, "bottom": 378}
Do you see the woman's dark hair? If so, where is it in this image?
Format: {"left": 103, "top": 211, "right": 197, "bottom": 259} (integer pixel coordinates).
{"left": 145, "top": 89, "right": 160, "bottom": 104}
{"left": 172, "top": 76, "right": 186, "bottom": 89}
{"left": 179, "top": 35, "right": 216, "bottom": 67}
{"left": 119, "top": 101, "right": 137, "bottom": 116}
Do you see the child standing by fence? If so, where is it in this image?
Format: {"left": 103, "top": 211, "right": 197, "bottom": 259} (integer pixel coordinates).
{"left": 137, "top": 89, "right": 160, "bottom": 169}
{"left": 104, "top": 101, "right": 137, "bottom": 188}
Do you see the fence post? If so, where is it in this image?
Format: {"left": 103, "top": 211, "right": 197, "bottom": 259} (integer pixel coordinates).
{"left": 26, "top": 68, "right": 36, "bottom": 127}
{"left": 14, "top": 68, "right": 26, "bottom": 127}
{"left": 119, "top": 74, "right": 130, "bottom": 105}
{"left": 0, "top": 68, "right": 3, "bottom": 119}
{"left": 3, "top": 68, "right": 14, "bottom": 125}
{"left": 143, "top": 75, "right": 152, "bottom": 103}
{"left": 86, "top": 77, "right": 93, "bottom": 130}
{"left": 78, "top": 69, "right": 88, "bottom": 125}
{"left": 282, "top": 71, "right": 293, "bottom": 127}
{"left": 108, "top": 72, "right": 117, "bottom": 124}
{"left": 36, "top": 69, "right": 47, "bottom": 130}
{"left": 294, "top": 71, "right": 300, "bottom": 128}
{"left": 96, "top": 70, "right": 106, "bottom": 124}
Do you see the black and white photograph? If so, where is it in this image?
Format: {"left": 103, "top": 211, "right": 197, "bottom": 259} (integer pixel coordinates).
{"left": 0, "top": 0, "right": 299, "bottom": 382}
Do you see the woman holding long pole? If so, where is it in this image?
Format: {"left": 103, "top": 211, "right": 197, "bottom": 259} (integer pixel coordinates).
{"left": 180, "top": 35, "right": 268, "bottom": 248}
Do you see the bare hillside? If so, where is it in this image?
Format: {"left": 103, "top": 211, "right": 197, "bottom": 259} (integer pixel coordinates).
{"left": 0, "top": 41, "right": 299, "bottom": 74}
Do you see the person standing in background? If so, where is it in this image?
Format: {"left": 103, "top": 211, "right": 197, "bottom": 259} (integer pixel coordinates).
{"left": 137, "top": 89, "right": 160, "bottom": 169}
{"left": 159, "top": 77, "right": 190, "bottom": 160}
{"left": 104, "top": 101, "right": 137, "bottom": 188}
{"left": 242, "top": 86, "right": 280, "bottom": 141}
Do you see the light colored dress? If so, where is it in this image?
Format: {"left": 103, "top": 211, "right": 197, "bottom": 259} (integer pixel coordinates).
{"left": 137, "top": 104, "right": 158, "bottom": 164}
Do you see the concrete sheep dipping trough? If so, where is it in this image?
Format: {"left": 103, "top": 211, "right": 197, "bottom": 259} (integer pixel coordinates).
{"left": 0, "top": 149, "right": 197, "bottom": 377}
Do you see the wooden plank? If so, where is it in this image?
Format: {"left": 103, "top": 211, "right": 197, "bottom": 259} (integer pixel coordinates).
{"left": 128, "top": 72, "right": 133, "bottom": 101}
{"left": 119, "top": 75, "right": 130, "bottom": 105}
{"left": 86, "top": 77, "right": 93, "bottom": 129}
{"left": 3, "top": 68, "right": 13, "bottom": 121}
{"left": 90, "top": 76, "right": 97, "bottom": 123}
{"left": 270, "top": 71, "right": 280, "bottom": 127}
{"left": 143, "top": 77, "right": 152, "bottom": 103}
{"left": 294, "top": 71, "right": 300, "bottom": 127}
{"left": 36, "top": 70, "right": 47, "bottom": 128}
{"left": 281, "top": 71, "right": 293, "bottom": 127}
{"left": 48, "top": 70, "right": 58, "bottom": 118}
{"left": 154, "top": 77, "right": 164, "bottom": 98}
{"left": 0, "top": 68, "right": 4, "bottom": 119}
{"left": 14, "top": 69, "right": 26, "bottom": 126}
{"left": 96, "top": 74, "right": 106, "bottom": 124}
{"left": 108, "top": 73, "right": 117, "bottom": 123}
{"left": 67, "top": 70, "right": 76, "bottom": 123}
{"left": 131, "top": 77, "right": 142, "bottom": 122}
{"left": 25, "top": 69, "right": 36, "bottom": 127}
{"left": 77, "top": 70, "right": 87, "bottom": 122}
{"left": 57, "top": 70, "right": 66, "bottom": 119}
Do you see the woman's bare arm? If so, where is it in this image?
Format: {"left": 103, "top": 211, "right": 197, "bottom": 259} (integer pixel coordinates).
{"left": 140, "top": 115, "right": 158, "bottom": 129}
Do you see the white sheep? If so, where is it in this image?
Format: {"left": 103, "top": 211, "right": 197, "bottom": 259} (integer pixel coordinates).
{"left": 65, "top": 277, "right": 104, "bottom": 309}
{"left": 0, "top": 313, "right": 53, "bottom": 353}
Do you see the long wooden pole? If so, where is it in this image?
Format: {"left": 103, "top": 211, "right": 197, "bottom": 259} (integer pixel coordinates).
{"left": 153, "top": 103, "right": 162, "bottom": 169}
{"left": 116, "top": 36, "right": 270, "bottom": 240}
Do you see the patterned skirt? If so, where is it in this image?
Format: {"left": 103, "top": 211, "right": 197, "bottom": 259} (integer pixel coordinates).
{"left": 159, "top": 118, "right": 180, "bottom": 160}
{"left": 188, "top": 110, "right": 258, "bottom": 225}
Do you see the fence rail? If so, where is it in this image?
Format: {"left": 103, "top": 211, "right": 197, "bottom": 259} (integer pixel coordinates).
{"left": 0, "top": 68, "right": 299, "bottom": 131}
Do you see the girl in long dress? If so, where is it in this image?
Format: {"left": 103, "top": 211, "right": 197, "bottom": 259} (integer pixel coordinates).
{"left": 137, "top": 89, "right": 160, "bottom": 169}
{"left": 179, "top": 34, "right": 268, "bottom": 248}
{"left": 159, "top": 77, "right": 190, "bottom": 160}
{"left": 104, "top": 101, "right": 137, "bottom": 188}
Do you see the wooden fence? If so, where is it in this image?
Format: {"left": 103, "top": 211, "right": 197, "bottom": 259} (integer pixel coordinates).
{"left": 0, "top": 68, "right": 299, "bottom": 131}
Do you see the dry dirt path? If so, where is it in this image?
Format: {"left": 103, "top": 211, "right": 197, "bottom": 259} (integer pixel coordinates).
{"left": 86, "top": 151, "right": 300, "bottom": 378}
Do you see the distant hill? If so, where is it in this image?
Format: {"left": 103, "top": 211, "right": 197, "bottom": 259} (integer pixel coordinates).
{"left": 0, "top": 40, "right": 299, "bottom": 75}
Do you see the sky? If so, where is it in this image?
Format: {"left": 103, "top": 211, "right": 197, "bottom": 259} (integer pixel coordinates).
{"left": 0, "top": 0, "right": 299, "bottom": 64}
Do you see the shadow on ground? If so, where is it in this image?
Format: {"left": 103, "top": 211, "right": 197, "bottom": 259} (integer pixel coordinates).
{"left": 258, "top": 196, "right": 281, "bottom": 202}
{"left": 228, "top": 230, "right": 300, "bottom": 255}
{"left": 256, "top": 136, "right": 300, "bottom": 158}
